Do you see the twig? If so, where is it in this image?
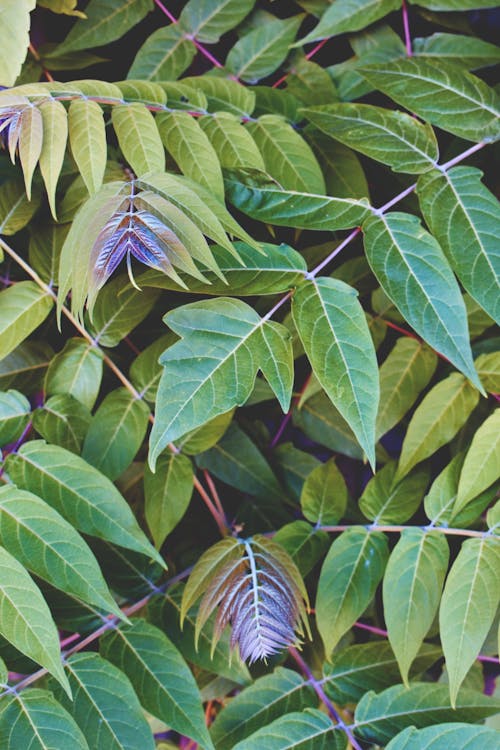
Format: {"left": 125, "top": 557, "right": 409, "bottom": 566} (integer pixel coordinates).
{"left": 401, "top": 0, "right": 412, "bottom": 57}
{"left": 318, "top": 523, "right": 497, "bottom": 539}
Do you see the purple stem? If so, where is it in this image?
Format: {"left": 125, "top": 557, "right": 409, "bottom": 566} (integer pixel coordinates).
{"left": 153, "top": 0, "right": 225, "bottom": 69}
{"left": 402, "top": 0, "right": 412, "bottom": 57}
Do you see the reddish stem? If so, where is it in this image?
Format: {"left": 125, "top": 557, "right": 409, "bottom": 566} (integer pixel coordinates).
{"left": 270, "top": 372, "right": 312, "bottom": 448}
{"left": 153, "top": 0, "right": 225, "bottom": 69}
{"left": 401, "top": 0, "right": 413, "bottom": 57}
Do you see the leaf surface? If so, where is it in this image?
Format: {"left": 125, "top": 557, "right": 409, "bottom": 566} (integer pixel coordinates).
{"left": 179, "top": 0, "right": 256, "bottom": 43}
{"left": 300, "top": 458, "right": 347, "bottom": 525}
{"left": 56, "top": 0, "right": 153, "bottom": 53}
{"left": 0, "top": 281, "right": 53, "bottom": 360}
{"left": 111, "top": 103, "right": 165, "bottom": 176}
{"left": 299, "top": 0, "right": 400, "bottom": 44}
{"left": 144, "top": 451, "right": 194, "bottom": 548}
{"left": 360, "top": 461, "right": 429, "bottom": 524}
{"left": 68, "top": 99, "right": 107, "bottom": 195}
{"left": 454, "top": 409, "right": 500, "bottom": 513}
{"left": 232, "top": 709, "right": 345, "bottom": 749}
{"left": 385, "top": 723, "right": 500, "bottom": 750}
{"left": 128, "top": 24, "right": 196, "bottom": 81}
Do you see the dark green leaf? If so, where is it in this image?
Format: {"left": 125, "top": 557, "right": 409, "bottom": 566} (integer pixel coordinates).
{"left": 232, "top": 709, "right": 345, "bottom": 749}
{"left": 44, "top": 338, "right": 103, "bottom": 410}
{"left": 0, "top": 389, "right": 30, "bottom": 445}
{"left": 144, "top": 451, "right": 194, "bottom": 548}
{"left": 299, "top": 0, "right": 400, "bottom": 44}
{"left": 179, "top": 0, "right": 256, "bottom": 44}
{"left": 33, "top": 393, "right": 91, "bottom": 453}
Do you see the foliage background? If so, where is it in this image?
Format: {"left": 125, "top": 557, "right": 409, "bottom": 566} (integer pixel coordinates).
{"left": 0, "top": 0, "right": 499, "bottom": 748}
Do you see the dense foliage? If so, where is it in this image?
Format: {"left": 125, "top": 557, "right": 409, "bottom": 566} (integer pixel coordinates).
{"left": 0, "top": 0, "right": 499, "bottom": 748}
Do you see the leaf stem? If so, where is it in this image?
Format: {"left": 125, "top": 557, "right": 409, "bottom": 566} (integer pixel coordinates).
{"left": 318, "top": 523, "right": 496, "bottom": 539}
{"left": 401, "top": 0, "right": 412, "bottom": 57}
{"left": 153, "top": 0, "right": 225, "bottom": 69}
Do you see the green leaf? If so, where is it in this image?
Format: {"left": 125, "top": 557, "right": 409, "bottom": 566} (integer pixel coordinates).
{"left": 359, "top": 58, "right": 500, "bottom": 143}
{"left": 115, "top": 80, "right": 166, "bottom": 105}
{"left": 56, "top": 0, "right": 153, "bottom": 53}
{"left": 5, "top": 440, "right": 164, "bottom": 566}
{"left": 0, "top": 544, "right": 69, "bottom": 694}
{"left": 68, "top": 99, "right": 107, "bottom": 195}
{"left": 0, "top": 484, "right": 122, "bottom": 617}
{"left": 413, "top": 33, "right": 500, "bottom": 70}
{"left": 408, "top": 0, "right": 499, "bottom": 9}
{"left": 112, "top": 103, "right": 165, "bottom": 176}
{"left": 157, "top": 111, "right": 224, "bottom": 199}
{"left": 82, "top": 388, "right": 149, "bottom": 481}
{"left": 246, "top": 115, "right": 325, "bottom": 193}
{"left": 0, "top": 178, "right": 41, "bottom": 235}
{"left": 149, "top": 298, "right": 293, "bottom": 468}
{"left": 292, "top": 278, "right": 379, "bottom": 467}
{"left": 33, "top": 393, "right": 91, "bottom": 453}
{"left": 0, "top": 389, "right": 30, "bottom": 445}
{"left": 44, "top": 338, "right": 103, "bottom": 410}
{"left": 180, "top": 537, "right": 240, "bottom": 621}
{"left": 232, "top": 708, "right": 345, "bottom": 750}
{"left": 362, "top": 212, "right": 481, "bottom": 390}
{"left": 144, "top": 451, "right": 194, "bottom": 548}
{"left": 273, "top": 444, "right": 321, "bottom": 502}
{"left": 225, "top": 171, "right": 371, "bottom": 230}
{"left": 316, "top": 528, "right": 389, "bottom": 657}
{"left": 176, "top": 409, "right": 233, "bottom": 454}
{"left": 273, "top": 521, "right": 330, "bottom": 577}
{"left": 286, "top": 58, "right": 339, "bottom": 107}
{"left": 397, "top": 373, "right": 480, "bottom": 480}
{"left": 324, "top": 642, "right": 442, "bottom": 706}
{"left": 210, "top": 667, "right": 316, "bottom": 750}
{"left": 29, "top": 223, "right": 68, "bottom": 286}
{"left": 293, "top": 391, "right": 364, "bottom": 461}
{"left": 0, "top": 0, "right": 36, "bottom": 86}
{"left": 0, "top": 281, "right": 53, "bottom": 360}
{"left": 51, "top": 652, "right": 155, "bottom": 750}
{"left": 129, "top": 333, "right": 174, "bottom": 404}
{"left": 303, "top": 103, "right": 438, "bottom": 173}
{"left": 300, "top": 458, "right": 347, "bottom": 525}
{"left": 360, "top": 461, "right": 430, "bottom": 524}
{"left": 354, "top": 683, "right": 500, "bottom": 744}
{"left": 0, "top": 690, "right": 89, "bottom": 750}
{"left": 476, "top": 351, "right": 500, "bottom": 393}
{"left": 199, "top": 113, "right": 265, "bottom": 170}
{"left": 18, "top": 104, "right": 43, "bottom": 200}
{"left": 305, "top": 129, "right": 369, "bottom": 199}
{"left": 100, "top": 620, "right": 214, "bottom": 750}
{"left": 178, "top": 0, "right": 256, "bottom": 44}
{"left": 383, "top": 529, "right": 449, "bottom": 685}
{"left": 128, "top": 24, "right": 196, "bottom": 81}
{"left": 226, "top": 15, "right": 303, "bottom": 83}
{"left": 299, "top": 0, "right": 400, "bottom": 44}
{"left": 376, "top": 338, "right": 437, "bottom": 440}
{"left": 181, "top": 76, "right": 256, "bottom": 116}
{"left": 0, "top": 341, "right": 52, "bottom": 392}
{"left": 417, "top": 166, "right": 500, "bottom": 325}
{"left": 386, "top": 723, "right": 500, "bottom": 750}
{"left": 88, "top": 276, "right": 160, "bottom": 347}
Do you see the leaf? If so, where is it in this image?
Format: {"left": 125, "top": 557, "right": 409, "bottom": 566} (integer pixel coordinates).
{"left": 82, "top": 388, "right": 149, "bottom": 481}
{"left": 413, "top": 33, "right": 500, "bottom": 70}
{"left": 149, "top": 298, "right": 293, "bottom": 468}
{"left": 178, "top": 0, "right": 256, "bottom": 44}
{"left": 88, "top": 276, "right": 160, "bottom": 347}
{"left": 225, "top": 170, "right": 371, "bottom": 229}
{"left": 383, "top": 529, "right": 449, "bottom": 685}
{"left": 157, "top": 111, "right": 224, "bottom": 199}
{"left": 0, "top": 178, "right": 41, "bottom": 235}
{"left": 210, "top": 667, "right": 316, "bottom": 750}
{"left": 286, "top": 58, "right": 339, "bottom": 107}
{"left": 376, "top": 338, "right": 437, "bottom": 440}
{"left": 408, "top": 0, "right": 499, "bottom": 9}
{"left": 385, "top": 723, "right": 500, "bottom": 750}
{"left": 360, "top": 461, "right": 430, "bottom": 524}
{"left": 300, "top": 458, "right": 347, "bottom": 525}
{"left": 144, "top": 451, "right": 194, "bottom": 548}
{"left": 0, "top": 690, "right": 89, "bottom": 750}
{"left": 316, "top": 528, "right": 389, "bottom": 657}
{"left": 359, "top": 58, "right": 500, "bottom": 143}
{"left": 112, "top": 103, "right": 165, "bottom": 176}
{"left": 56, "top": 0, "right": 153, "bottom": 53}
{"left": 115, "top": 80, "right": 167, "bottom": 105}
{"left": 129, "top": 333, "right": 174, "bottom": 404}
{"left": 51, "top": 652, "right": 155, "bottom": 750}
{"left": 33, "top": 393, "right": 90, "bottom": 453}
{"left": 181, "top": 76, "right": 256, "bottom": 116}
{"left": 273, "top": 521, "right": 330, "bottom": 577}
{"left": 5, "top": 440, "right": 165, "bottom": 566}
{"left": 354, "top": 683, "right": 500, "bottom": 744}
{"left": 18, "top": 104, "right": 43, "bottom": 200}
{"left": 0, "top": 0, "right": 36, "bottom": 86}
{"left": 293, "top": 391, "right": 364, "bottom": 460}
{"left": 362, "top": 212, "right": 481, "bottom": 390}
{"left": 45, "top": 338, "right": 103, "bottom": 410}
{"left": 199, "top": 112, "right": 265, "bottom": 170}
{"left": 0, "top": 485, "right": 122, "bottom": 617}
{"left": 29, "top": 223, "right": 68, "bottom": 286}
{"left": 324, "top": 642, "right": 442, "bottom": 706}
{"left": 232, "top": 708, "right": 345, "bottom": 750}
{"left": 100, "top": 620, "right": 214, "bottom": 750}
{"left": 417, "top": 166, "right": 500, "bottom": 325}
{"left": 176, "top": 409, "right": 233, "bottom": 454}
{"left": 128, "top": 24, "right": 196, "bottom": 81}
{"left": 305, "top": 129, "right": 369, "bottom": 199}
{"left": 246, "top": 115, "right": 325, "bottom": 193}
{"left": 0, "top": 389, "right": 30, "bottom": 445}
{"left": 0, "top": 544, "right": 69, "bottom": 693}
{"left": 0, "top": 340, "right": 52, "bottom": 392}
{"left": 292, "top": 278, "right": 379, "bottom": 467}
{"left": 226, "top": 15, "right": 303, "bottom": 83}
{"left": 68, "top": 99, "right": 107, "bottom": 195}
{"left": 0, "top": 281, "right": 53, "bottom": 360}
{"left": 476, "top": 351, "right": 500, "bottom": 393}
{"left": 299, "top": 0, "right": 400, "bottom": 44}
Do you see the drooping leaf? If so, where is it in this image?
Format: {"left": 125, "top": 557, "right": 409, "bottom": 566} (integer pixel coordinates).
{"left": 232, "top": 709, "right": 345, "bottom": 750}
{"left": 385, "top": 723, "right": 500, "bottom": 750}
{"left": 359, "top": 461, "right": 430, "bottom": 524}
{"left": 18, "top": 104, "right": 43, "bottom": 200}
{"left": 362, "top": 212, "right": 481, "bottom": 390}
{"left": 29, "top": 223, "right": 68, "bottom": 286}
{"left": 300, "top": 458, "right": 347, "bottom": 525}
{"left": 316, "top": 528, "right": 389, "bottom": 657}
{"left": 112, "top": 103, "right": 165, "bottom": 176}
{"left": 178, "top": 0, "right": 256, "bottom": 44}
{"left": 144, "top": 451, "right": 194, "bottom": 548}
{"left": 0, "top": 281, "right": 53, "bottom": 360}
{"left": 44, "top": 338, "right": 103, "bottom": 410}
{"left": 0, "top": 388, "right": 30, "bottom": 445}
{"left": 292, "top": 277, "right": 379, "bottom": 467}
{"left": 68, "top": 99, "right": 107, "bottom": 195}
{"left": 128, "top": 24, "right": 196, "bottom": 81}
{"left": 299, "top": 0, "right": 400, "bottom": 44}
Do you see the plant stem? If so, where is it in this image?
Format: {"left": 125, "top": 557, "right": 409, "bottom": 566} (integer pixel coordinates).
{"left": 153, "top": 0, "right": 225, "bottom": 69}
{"left": 401, "top": 0, "right": 412, "bottom": 57}
{"left": 319, "top": 523, "right": 496, "bottom": 539}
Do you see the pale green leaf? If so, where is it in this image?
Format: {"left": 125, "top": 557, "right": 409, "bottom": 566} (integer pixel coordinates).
{"left": 178, "top": 0, "right": 256, "bottom": 44}
{"left": 68, "top": 99, "right": 107, "bottom": 195}
{"left": 476, "top": 351, "right": 500, "bottom": 393}
{"left": 0, "top": 544, "right": 69, "bottom": 694}
{"left": 37, "top": 0, "right": 86, "bottom": 17}
{"left": 413, "top": 33, "right": 500, "bottom": 69}
{"left": 439, "top": 537, "right": 500, "bottom": 705}
{"left": 5, "top": 440, "right": 164, "bottom": 566}
{"left": 376, "top": 338, "right": 437, "bottom": 440}
{"left": 0, "top": 178, "right": 41, "bottom": 235}
{"left": 454, "top": 409, "right": 500, "bottom": 514}
{"left": 299, "top": 0, "right": 400, "bottom": 44}
{"left": 397, "top": 373, "right": 479, "bottom": 480}
{"left": 0, "top": 485, "right": 121, "bottom": 617}
{"left": 292, "top": 278, "right": 379, "bottom": 467}
{"left": 360, "top": 461, "right": 430, "bottom": 524}
{"left": 180, "top": 537, "right": 240, "bottom": 621}
{"left": 246, "top": 115, "right": 325, "bottom": 193}
{"left": 273, "top": 521, "right": 330, "bottom": 576}
{"left": 45, "top": 338, "right": 103, "bottom": 410}
{"left": 417, "top": 166, "right": 500, "bottom": 324}
{"left": 199, "top": 112, "right": 265, "bottom": 170}
{"left": 88, "top": 276, "right": 160, "bottom": 347}
{"left": 359, "top": 58, "right": 500, "bottom": 142}
{"left": 0, "top": 389, "right": 30, "bottom": 445}
{"left": 128, "top": 24, "right": 196, "bottom": 81}
{"left": 149, "top": 298, "right": 293, "bottom": 468}
{"left": 232, "top": 708, "right": 345, "bottom": 750}
{"left": 33, "top": 393, "right": 91, "bottom": 453}
{"left": 112, "top": 102, "right": 165, "bottom": 176}
{"left": 386, "top": 723, "right": 500, "bottom": 750}
{"left": 181, "top": 76, "right": 256, "bottom": 116}
{"left": 0, "top": 690, "right": 89, "bottom": 750}
{"left": 300, "top": 458, "right": 347, "bottom": 525}
{"left": 18, "top": 104, "right": 43, "bottom": 200}
{"left": 316, "top": 528, "right": 389, "bottom": 657}
{"left": 362, "top": 212, "right": 481, "bottom": 390}
{"left": 0, "top": 281, "right": 53, "bottom": 360}
{"left": 100, "top": 620, "right": 214, "bottom": 750}
{"left": 115, "top": 80, "right": 166, "bottom": 105}
{"left": 383, "top": 529, "right": 449, "bottom": 685}
{"left": 0, "top": 0, "right": 36, "bottom": 86}
{"left": 144, "top": 452, "right": 193, "bottom": 548}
